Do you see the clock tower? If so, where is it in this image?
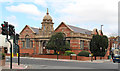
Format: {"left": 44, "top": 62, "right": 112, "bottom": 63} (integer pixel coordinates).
{"left": 41, "top": 8, "right": 54, "bottom": 35}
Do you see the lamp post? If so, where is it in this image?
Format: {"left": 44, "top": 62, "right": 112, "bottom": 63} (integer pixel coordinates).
{"left": 101, "top": 25, "right": 103, "bottom": 31}
{"left": 57, "top": 51, "right": 59, "bottom": 60}
{"left": 90, "top": 53, "right": 93, "bottom": 62}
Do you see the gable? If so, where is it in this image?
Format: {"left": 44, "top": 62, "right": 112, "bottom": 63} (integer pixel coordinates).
{"left": 55, "top": 22, "right": 73, "bottom": 37}
{"left": 20, "top": 25, "right": 35, "bottom": 34}
{"left": 20, "top": 25, "right": 35, "bottom": 38}
{"left": 55, "top": 22, "right": 73, "bottom": 32}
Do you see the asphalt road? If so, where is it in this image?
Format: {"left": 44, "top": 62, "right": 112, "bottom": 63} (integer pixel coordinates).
{"left": 6, "top": 57, "right": 119, "bottom": 69}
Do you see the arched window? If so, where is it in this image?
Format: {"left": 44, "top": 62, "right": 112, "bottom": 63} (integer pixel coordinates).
{"left": 25, "top": 35, "right": 30, "bottom": 48}
{"left": 31, "top": 40, "right": 33, "bottom": 48}
{"left": 80, "top": 40, "right": 84, "bottom": 49}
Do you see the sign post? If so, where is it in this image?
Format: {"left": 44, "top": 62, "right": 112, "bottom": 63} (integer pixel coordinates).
{"left": 71, "top": 54, "right": 77, "bottom": 60}
{"left": 89, "top": 53, "right": 93, "bottom": 62}
{"left": 57, "top": 52, "right": 59, "bottom": 60}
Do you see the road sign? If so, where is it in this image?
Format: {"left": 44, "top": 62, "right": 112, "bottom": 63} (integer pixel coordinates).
{"left": 71, "top": 54, "right": 76, "bottom": 56}
{"left": 89, "top": 54, "right": 93, "bottom": 57}
{"left": 89, "top": 54, "right": 91, "bottom": 57}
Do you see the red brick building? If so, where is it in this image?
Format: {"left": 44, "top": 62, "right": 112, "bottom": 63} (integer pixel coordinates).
{"left": 109, "top": 36, "right": 120, "bottom": 55}
{"left": 18, "top": 9, "right": 103, "bottom": 55}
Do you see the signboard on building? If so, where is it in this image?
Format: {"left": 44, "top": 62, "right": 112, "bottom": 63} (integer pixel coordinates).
{"left": 71, "top": 54, "right": 76, "bottom": 56}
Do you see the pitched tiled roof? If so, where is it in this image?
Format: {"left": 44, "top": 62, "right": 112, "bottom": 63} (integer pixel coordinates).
{"left": 31, "top": 27, "right": 39, "bottom": 34}
{"left": 67, "top": 25, "right": 92, "bottom": 35}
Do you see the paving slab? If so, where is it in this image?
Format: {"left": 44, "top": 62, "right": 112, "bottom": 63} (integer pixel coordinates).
{"left": 2, "top": 62, "right": 28, "bottom": 69}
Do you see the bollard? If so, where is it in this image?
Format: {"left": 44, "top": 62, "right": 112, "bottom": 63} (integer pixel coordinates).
{"left": 76, "top": 56, "right": 77, "bottom": 60}
{"left": 70, "top": 55, "right": 72, "bottom": 60}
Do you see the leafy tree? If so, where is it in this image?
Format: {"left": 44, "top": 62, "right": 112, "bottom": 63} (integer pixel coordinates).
{"left": 46, "top": 32, "right": 70, "bottom": 54}
{"left": 90, "top": 35, "right": 108, "bottom": 60}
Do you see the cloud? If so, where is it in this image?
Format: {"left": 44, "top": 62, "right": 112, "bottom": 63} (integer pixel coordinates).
{"left": 3, "top": 0, "right": 120, "bottom": 36}
{"left": 6, "top": 15, "right": 18, "bottom": 27}
{"left": 49, "top": 0, "right": 119, "bottom": 36}
{"left": 0, "top": 0, "right": 33, "bottom": 3}
{"left": 6, "top": 15, "right": 22, "bottom": 33}
{"left": 33, "top": 0, "right": 47, "bottom": 7}
{"left": 6, "top": 3, "right": 41, "bottom": 16}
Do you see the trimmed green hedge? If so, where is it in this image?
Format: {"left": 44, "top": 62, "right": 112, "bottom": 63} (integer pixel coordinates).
{"left": 77, "top": 51, "right": 90, "bottom": 57}
{"left": 64, "top": 51, "right": 75, "bottom": 56}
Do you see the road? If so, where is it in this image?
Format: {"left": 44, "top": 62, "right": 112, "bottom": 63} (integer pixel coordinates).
{"left": 6, "top": 57, "right": 119, "bottom": 69}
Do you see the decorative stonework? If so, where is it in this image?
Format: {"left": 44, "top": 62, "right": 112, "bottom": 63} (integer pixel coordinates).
{"left": 18, "top": 9, "right": 102, "bottom": 55}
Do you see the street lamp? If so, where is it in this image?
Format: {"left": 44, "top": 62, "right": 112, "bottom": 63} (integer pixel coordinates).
{"left": 101, "top": 25, "right": 103, "bottom": 31}
{"left": 90, "top": 53, "right": 93, "bottom": 62}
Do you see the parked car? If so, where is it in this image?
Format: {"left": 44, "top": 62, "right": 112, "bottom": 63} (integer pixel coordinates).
{"left": 113, "top": 55, "right": 120, "bottom": 63}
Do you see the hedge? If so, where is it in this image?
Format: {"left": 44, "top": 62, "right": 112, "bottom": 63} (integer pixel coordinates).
{"left": 64, "top": 51, "right": 75, "bottom": 56}
{"left": 77, "top": 50, "right": 90, "bottom": 57}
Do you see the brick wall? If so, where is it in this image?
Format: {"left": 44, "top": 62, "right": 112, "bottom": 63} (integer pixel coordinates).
{"left": 70, "top": 39, "right": 80, "bottom": 54}
{"left": 20, "top": 26, "right": 35, "bottom": 38}
{"left": 30, "top": 55, "right": 108, "bottom": 60}
{"left": 55, "top": 23, "right": 71, "bottom": 37}
{"left": 35, "top": 41, "right": 39, "bottom": 54}
{"left": 20, "top": 49, "right": 34, "bottom": 55}
{"left": 18, "top": 25, "right": 36, "bottom": 55}
{"left": 55, "top": 23, "right": 91, "bottom": 54}
{"left": 50, "top": 50, "right": 54, "bottom": 54}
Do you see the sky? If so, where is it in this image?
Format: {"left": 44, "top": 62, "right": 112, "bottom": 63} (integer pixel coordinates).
{"left": 0, "top": 0, "right": 119, "bottom": 37}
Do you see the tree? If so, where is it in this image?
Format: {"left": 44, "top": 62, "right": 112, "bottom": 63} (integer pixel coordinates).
{"left": 90, "top": 35, "right": 108, "bottom": 60}
{"left": 46, "top": 32, "right": 70, "bottom": 54}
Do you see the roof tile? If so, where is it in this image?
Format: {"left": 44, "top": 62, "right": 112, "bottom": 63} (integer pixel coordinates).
{"left": 67, "top": 25, "right": 92, "bottom": 35}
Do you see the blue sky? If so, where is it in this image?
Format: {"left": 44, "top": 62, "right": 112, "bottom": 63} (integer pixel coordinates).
{"left": 0, "top": 0, "right": 119, "bottom": 37}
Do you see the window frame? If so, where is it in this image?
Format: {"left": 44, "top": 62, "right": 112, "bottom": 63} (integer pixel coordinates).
{"left": 80, "top": 40, "right": 84, "bottom": 49}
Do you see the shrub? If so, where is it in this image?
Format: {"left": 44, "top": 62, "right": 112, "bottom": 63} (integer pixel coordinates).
{"left": 77, "top": 51, "right": 90, "bottom": 57}
{"left": 45, "top": 53, "right": 54, "bottom": 55}
{"left": 54, "top": 52, "right": 58, "bottom": 55}
{"left": 64, "top": 51, "right": 75, "bottom": 56}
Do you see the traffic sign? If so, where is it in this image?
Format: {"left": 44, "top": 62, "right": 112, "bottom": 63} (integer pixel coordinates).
{"left": 71, "top": 54, "right": 76, "bottom": 56}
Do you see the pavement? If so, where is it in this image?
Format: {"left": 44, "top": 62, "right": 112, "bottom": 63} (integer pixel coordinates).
{"left": 57, "top": 59, "right": 111, "bottom": 63}
{"left": 6, "top": 56, "right": 111, "bottom": 63}
{"left": 1, "top": 62, "right": 28, "bottom": 69}
{"left": 2, "top": 56, "right": 112, "bottom": 69}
